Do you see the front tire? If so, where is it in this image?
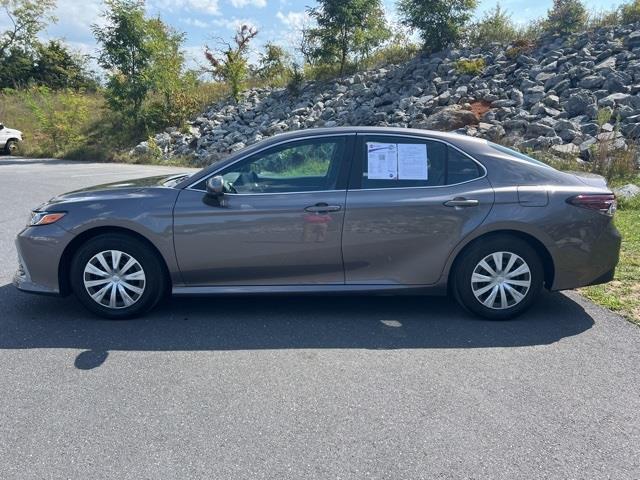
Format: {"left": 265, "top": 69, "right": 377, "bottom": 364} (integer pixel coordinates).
{"left": 453, "top": 235, "right": 544, "bottom": 320}
{"left": 5, "top": 140, "right": 19, "bottom": 155}
{"left": 70, "top": 234, "right": 166, "bottom": 319}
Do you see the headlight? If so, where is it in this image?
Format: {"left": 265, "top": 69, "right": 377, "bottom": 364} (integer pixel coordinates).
{"left": 28, "top": 211, "right": 66, "bottom": 226}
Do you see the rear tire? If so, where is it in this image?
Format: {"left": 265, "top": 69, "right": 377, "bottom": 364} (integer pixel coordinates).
{"left": 453, "top": 235, "right": 544, "bottom": 320}
{"left": 70, "top": 234, "right": 166, "bottom": 319}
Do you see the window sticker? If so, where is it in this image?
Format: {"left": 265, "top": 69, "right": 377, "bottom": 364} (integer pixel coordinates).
{"left": 367, "top": 143, "right": 398, "bottom": 179}
{"left": 397, "top": 143, "right": 428, "bottom": 180}
{"left": 367, "top": 142, "right": 430, "bottom": 181}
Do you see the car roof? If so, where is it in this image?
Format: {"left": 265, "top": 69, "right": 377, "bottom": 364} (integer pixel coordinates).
{"left": 264, "top": 126, "right": 488, "bottom": 145}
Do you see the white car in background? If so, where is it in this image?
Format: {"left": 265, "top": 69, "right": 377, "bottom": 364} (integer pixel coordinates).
{"left": 0, "top": 123, "right": 23, "bottom": 155}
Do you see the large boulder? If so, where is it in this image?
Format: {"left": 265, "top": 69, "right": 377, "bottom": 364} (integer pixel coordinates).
{"left": 416, "top": 106, "right": 478, "bottom": 131}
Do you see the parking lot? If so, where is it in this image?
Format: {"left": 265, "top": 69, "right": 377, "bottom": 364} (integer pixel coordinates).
{"left": 0, "top": 157, "right": 639, "bottom": 479}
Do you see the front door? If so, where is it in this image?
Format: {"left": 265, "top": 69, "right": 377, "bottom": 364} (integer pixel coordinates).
{"left": 173, "top": 135, "right": 354, "bottom": 286}
{"left": 342, "top": 134, "right": 495, "bottom": 285}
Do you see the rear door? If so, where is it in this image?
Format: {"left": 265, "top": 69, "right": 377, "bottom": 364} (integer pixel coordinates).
{"left": 342, "top": 134, "right": 494, "bottom": 285}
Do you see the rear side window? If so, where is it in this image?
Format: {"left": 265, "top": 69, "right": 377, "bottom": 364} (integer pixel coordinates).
{"left": 357, "top": 136, "right": 483, "bottom": 189}
{"left": 360, "top": 136, "right": 447, "bottom": 189}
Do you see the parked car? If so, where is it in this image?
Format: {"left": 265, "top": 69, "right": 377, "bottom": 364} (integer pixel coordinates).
{"left": 0, "top": 123, "right": 23, "bottom": 155}
{"left": 14, "top": 127, "right": 621, "bottom": 320}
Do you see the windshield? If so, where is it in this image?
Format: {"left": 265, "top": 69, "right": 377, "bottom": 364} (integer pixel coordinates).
{"left": 487, "top": 142, "right": 556, "bottom": 170}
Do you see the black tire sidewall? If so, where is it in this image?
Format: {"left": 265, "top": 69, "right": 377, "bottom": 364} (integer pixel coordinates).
{"left": 6, "top": 140, "right": 18, "bottom": 155}
{"left": 70, "top": 234, "right": 165, "bottom": 319}
{"left": 454, "top": 236, "right": 544, "bottom": 320}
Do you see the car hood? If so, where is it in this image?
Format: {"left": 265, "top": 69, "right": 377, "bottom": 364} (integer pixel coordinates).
{"left": 41, "top": 173, "right": 192, "bottom": 208}
{"left": 3, "top": 128, "right": 22, "bottom": 136}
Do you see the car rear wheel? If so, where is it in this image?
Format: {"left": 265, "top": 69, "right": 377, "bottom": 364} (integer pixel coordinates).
{"left": 70, "top": 234, "right": 166, "bottom": 319}
{"left": 5, "top": 140, "right": 19, "bottom": 155}
{"left": 453, "top": 235, "right": 544, "bottom": 320}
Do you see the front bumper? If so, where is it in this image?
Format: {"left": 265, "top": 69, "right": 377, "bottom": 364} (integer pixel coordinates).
{"left": 13, "top": 224, "right": 72, "bottom": 296}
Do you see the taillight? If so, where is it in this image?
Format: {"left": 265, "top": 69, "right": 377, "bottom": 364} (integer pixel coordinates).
{"left": 567, "top": 194, "right": 617, "bottom": 216}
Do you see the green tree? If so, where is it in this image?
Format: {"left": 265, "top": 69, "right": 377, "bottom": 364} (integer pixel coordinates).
{"left": 0, "top": 0, "right": 56, "bottom": 59}
{"left": 0, "top": 40, "right": 96, "bottom": 90}
{"left": 145, "top": 18, "right": 197, "bottom": 128}
{"left": 32, "top": 41, "right": 97, "bottom": 90}
{"left": 205, "top": 24, "right": 258, "bottom": 101}
{"left": 305, "top": 0, "right": 390, "bottom": 75}
{"left": 467, "top": 4, "right": 517, "bottom": 47}
{"left": 398, "top": 0, "right": 477, "bottom": 53}
{"left": 544, "top": 0, "right": 588, "bottom": 35}
{"left": 620, "top": 0, "right": 640, "bottom": 24}
{"left": 93, "top": 0, "right": 154, "bottom": 122}
{"left": 256, "top": 42, "right": 291, "bottom": 83}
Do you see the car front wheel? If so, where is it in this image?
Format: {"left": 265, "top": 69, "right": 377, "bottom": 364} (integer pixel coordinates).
{"left": 453, "top": 235, "right": 544, "bottom": 320}
{"left": 5, "top": 140, "right": 19, "bottom": 155}
{"left": 70, "top": 234, "right": 166, "bottom": 319}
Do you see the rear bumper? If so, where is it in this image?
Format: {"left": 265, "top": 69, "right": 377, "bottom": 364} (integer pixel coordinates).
{"left": 551, "top": 221, "right": 621, "bottom": 291}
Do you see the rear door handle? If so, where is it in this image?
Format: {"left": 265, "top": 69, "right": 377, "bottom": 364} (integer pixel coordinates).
{"left": 444, "top": 198, "right": 479, "bottom": 208}
{"left": 305, "top": 203, "right": 342, "bottom": 213}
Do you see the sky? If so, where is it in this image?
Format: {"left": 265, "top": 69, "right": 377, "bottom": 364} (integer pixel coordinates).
{"left": 2, "top": 0, "right": 629, "bottom": 72}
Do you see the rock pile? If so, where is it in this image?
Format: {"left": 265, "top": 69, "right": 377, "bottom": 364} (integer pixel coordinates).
{"left": 135, "top": 22, "right": 640, "bottom": 166}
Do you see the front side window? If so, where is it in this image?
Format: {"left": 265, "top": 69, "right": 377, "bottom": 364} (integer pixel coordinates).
{"left": 219, "top": 137, "right": 346, "bottom": 194}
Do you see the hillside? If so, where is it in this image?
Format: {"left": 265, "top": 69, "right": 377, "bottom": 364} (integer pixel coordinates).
{"left": 135, "top": 22, "right": 640, "bottom": 167}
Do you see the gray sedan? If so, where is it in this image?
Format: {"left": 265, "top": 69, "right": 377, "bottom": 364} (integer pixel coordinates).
{"left": 14, "top": 127, "right": 621, "bottom": 320}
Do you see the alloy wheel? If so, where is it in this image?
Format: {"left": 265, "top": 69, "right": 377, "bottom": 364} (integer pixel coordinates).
{"left": 83, "top": 250, "right": 146, "bottom": 309}
{"left": 470, "top": 251, "right": 532, "bottom": 310}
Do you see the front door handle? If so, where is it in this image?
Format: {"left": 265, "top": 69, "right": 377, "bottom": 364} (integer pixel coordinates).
{"left": 305, "top": 203, "right": 342, "bottom": 213}
{"left": 444, "top": 198, "right": 479, "bottom": 208}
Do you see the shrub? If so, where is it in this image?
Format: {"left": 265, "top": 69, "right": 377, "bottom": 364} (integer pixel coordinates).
{"left": 455, "top": 58, "right": 486, "bottom": 75}
{"left": 620, "top": 0, "right": 640, "bottom": 24}
{"left": 467, "top": 4, "right": 518, "bottom": 48}
{"left": 544, "top": 0, "right": 588, "bottom": 36}
{"left": 205, "top": 25, "right": 258, "bottom": 102}
{"left": 588, "top": 9, "right": 620, "bottom": 29}
{"left": 20, "top": 87, "right": 90, "bottom": 157}
{"left": 287, "top": 63, "right": 305, "bottom": 95}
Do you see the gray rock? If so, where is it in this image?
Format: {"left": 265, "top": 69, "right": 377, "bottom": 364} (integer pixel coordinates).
{"left": 613, "top": 184, "right": 640, "bottom": 200}
{"left": 579, "top": 76, "right": 605, "bottom": 89}
{"left": 551, "top": 143, "right": 580, "bottom": 156}
{"left": 566, "top": 93, "right": 595, "bottom": 116}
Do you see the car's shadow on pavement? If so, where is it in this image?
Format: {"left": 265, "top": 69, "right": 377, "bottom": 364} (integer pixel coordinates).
{"left": 0, "top": 284, "right": 595, "bottom": 369}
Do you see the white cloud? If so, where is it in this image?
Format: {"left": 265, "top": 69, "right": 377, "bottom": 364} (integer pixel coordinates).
{"left": 184, "top": 0, "right": 221, "bottom": 15}
{"left": 229, "top": 0, "right": 267, "bottom": 8}
{"left": 276, "top": 10, "right": 308, "bottom": 30}
{"left": 152, "top": 0, "right": 220, "bottom": 16}
{"left": 212, "top": 17, "right": 259, "bottom": 31}
{"left": 184, "top": 18, "right": 210, "bottom": 28}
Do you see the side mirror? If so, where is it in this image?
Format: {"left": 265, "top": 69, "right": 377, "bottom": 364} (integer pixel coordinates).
{"left": 0, "top": 124, "right": 4, "bottom": 130}
{"left": 206, "top": 175, "right": 225, "bottom": 197}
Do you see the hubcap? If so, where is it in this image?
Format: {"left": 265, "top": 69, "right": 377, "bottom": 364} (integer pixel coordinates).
{"left": 83, "top": 250, "right": 146, "bottom": 309}
{"left": 470, "top": 251, "right": 531, "bottom": 310}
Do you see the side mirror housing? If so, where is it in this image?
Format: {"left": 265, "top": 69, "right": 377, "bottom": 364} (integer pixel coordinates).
{"left": 206, "top": 175, "right": 225, "bottom": 197}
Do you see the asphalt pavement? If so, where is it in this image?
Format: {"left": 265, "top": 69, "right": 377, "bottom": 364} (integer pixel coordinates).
{"left": 0, "top": 156, "right": 639, "bottom": 479}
